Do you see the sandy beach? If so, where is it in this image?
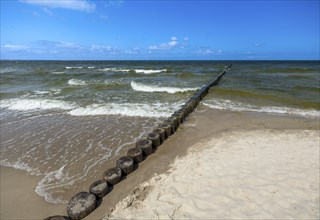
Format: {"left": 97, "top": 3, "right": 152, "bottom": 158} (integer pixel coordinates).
{"left": 1, "top": 105, "right": 319, "bottom": 219}
{"left": 1, "top": 0, "right": 319, "bottom": 218}
{"left": 107, "top": 129, "right": 319, "bottom": 219}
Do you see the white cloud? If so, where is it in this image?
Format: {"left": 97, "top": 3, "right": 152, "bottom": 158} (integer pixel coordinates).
{"left": 196, "top": 49, "right": 222, "bottom": 55}
{"left": 104, "top": 0, "right": 124, "bottom": 7}
{"left": 20, "top": 0, "right": 96, "bottom": 12}
{"left": 254, "top": 42, "right": 265, "bottom": 47}
{"left": 168, "top": 41, "right": 178, "bottom": 46}
{"left": 43, "top": 7, "right": 53, "bottom": 15}
{"left": 125, "top": 47, "right": 141, "bottom": 54}
{"left": 91, "top": 44, "right": 120, "bottom": 54}
{"left": 56, "top": 42, "right": 81, "bottom": 49}
{"left": 184, "top": 37, "right": 189, "bottom": 41}
{"left": 148, "top": 37, "right": 179, "bottom": 50}
{"left": 148, "top": 45, "right": 159, "bottom": 50}
{"left": 5, "top": 40, "right": 83, "bottom": 54}
{"left": 171, "top": 36, "right": 177, "bottom": 41}
{"left": 4, "top": 44, "right": 29, "bottom": 51}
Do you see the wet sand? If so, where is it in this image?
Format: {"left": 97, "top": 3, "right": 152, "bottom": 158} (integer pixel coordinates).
{"left": 0, "top": 167, "right": 65, "bottom": 219}
{"left": 1, "top": 105, "right": 319, "bottom": 220}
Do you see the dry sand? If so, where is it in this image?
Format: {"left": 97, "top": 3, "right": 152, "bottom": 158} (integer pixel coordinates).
{"left": 1, "top": 107, "right": 319, "bottom": 219}
{"left": 107, "top": 129, "right": 320, "bottom": 219}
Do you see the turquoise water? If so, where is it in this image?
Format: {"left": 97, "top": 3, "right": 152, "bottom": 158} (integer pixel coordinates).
{"left": 0, "top": 60, "right": 319, "bottom": 203}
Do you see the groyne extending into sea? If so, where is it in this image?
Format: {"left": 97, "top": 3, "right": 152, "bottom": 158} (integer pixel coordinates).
{"left": 44, "top": 64, "right": 232, "bottom": 220}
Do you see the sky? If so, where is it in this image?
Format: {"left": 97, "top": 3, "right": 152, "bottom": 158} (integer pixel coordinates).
{"left": 0, "top": 0, "right": 319, "bottom": 60}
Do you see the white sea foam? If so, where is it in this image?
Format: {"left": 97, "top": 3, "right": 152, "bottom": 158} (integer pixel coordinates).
{"left": 98, "top": 68, "right": 166, "bottom": 74}
{"left": 103, "top": 80, "right": 124, "bottom": 86}
{"left": 131, "top": 81, "right": 198, "bottom": 94}
{"left": 69, "top": 102, "right": 182, "bottom": 118}
{"left": 134, "top": 69, "right": 166, "bottom": 74}
{"left": 51, "top": 71, "right": 65, "bottom": 75}
{"left": 34, "top": 88, "right": 61, "bottom": 95}
{"left": 0, "top": 98, "right": 77, "bottom": 111}
{"left": 65, "top": 66, "right": 83, "bottom": 69}
{"left": 35, "top": 165, "right": 68, "bottom": 204}
{"left": 0, "top": 160, "right": 40, "bottom": 175}
{"left": 87, "top": 66, "right": 95, "bottom": 69}
{"left": 0, "top": 67, "right": 18, "bottom": 74}
{"left": 202, "top": 98, "right": 320, "bottom": 118}
{"left": 68, "top": 78, "right": 87, "bottom": 86}
{"left": 34, "top": 90, "right": 50, "bottom": 95}
{"left": 98, "top": 68, "right": 130, "bottom": 72}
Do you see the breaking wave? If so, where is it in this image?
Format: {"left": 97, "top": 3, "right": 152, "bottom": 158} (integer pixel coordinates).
{"left": 0, "top": 98, "right": 77, "bottom": 111}
{"left": 69, "top": 102, "right": 182, "bottom": 118}
{"left": 67, "top": 79, "right": 87, "bottom": 86}
{"left": 131, "top": 81, "right": 198, "bottom": 94}
{"left": 98, "top": 68, "right": 166, "bottom": 74}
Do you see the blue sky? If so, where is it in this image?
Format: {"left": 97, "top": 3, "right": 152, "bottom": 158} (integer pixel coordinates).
{"left": 1, "top": 0, "right": 319, "bottom": 60}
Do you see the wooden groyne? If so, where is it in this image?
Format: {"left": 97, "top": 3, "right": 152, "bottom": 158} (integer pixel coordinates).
{"left": 44, "top": 64, "right": 232, "bottom": 220}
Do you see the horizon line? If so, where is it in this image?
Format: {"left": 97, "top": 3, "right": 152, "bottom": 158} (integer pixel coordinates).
{"left": 1, "top": 59, "right": 319, "bottom": 62}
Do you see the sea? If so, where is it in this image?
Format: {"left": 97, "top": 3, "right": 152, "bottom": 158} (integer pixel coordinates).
{"left": 1, "top": 60, "right": 319, "bottom": 204}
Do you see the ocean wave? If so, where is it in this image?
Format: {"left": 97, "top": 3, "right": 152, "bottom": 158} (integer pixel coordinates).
{"left": 0, "top": 98, "right": 77, "bottom": 111}
{"left": 131, "top": 81, "right": 198, "bottom": 94}
{"left": 0, "top": 67, "right": 19, "bottom": 74}
{"left": 65, "top": 66, "right": 83, "bottom": 69}
{"left": 69, "top": 102, "right": 182, "bottom": 118}
{"left": 68, "top": 79, "right": 87, "bottom": 86}
{"left": 98, "top": 68, "right": 131, "bottom": 72}
{"left": 34, "top": 88, "right": 61, "bottom": 95}
{"left": 103, "top": 80, "right": 123, "bottom": 85}
{"left": 134, "top": 69, "right": 166, "bottom": 74}
{"left": 52, "top": 71, "right": 65, "bottom": 75}
{"left": 98, "top": 68, "right": 166, "bottom": 74}
{"left": 202, "top": 98, "right": 320, "bottom": 118}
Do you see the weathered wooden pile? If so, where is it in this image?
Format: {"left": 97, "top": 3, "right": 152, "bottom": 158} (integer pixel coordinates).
{"left": 44, "top": 65, "right": 231, "bottom": 220}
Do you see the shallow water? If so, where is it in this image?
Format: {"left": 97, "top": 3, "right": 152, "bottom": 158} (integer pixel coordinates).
{"left": 0, "top": 60, "right": 319, "bottom": 203}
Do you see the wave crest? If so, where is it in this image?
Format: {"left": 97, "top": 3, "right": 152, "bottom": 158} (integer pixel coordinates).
{"left": 65, "top": 66, "right": 83, "bottom": 69}
{"left": 98, "top": 68, "right": 166, "bottom": 74}
{"left": 1, "top": 98, "right": 77, "bottom": 111}
{"left": 69, "top": 102, "right": 182, "bottom": 118}
{"left": 68, "top": 79, "right": 86, "bottom": 86}
{"left": 131, "top": 81, "right": 198, "bottom": 94}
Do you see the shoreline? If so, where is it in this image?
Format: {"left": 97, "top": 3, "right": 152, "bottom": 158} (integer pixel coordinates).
{"left": 1, "top": 106, "right": 319, "bottom": 219}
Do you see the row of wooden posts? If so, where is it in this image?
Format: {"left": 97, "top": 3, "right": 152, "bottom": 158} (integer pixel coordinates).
{"left": 44, "top": 64, "right": 231, "bottom": 220}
